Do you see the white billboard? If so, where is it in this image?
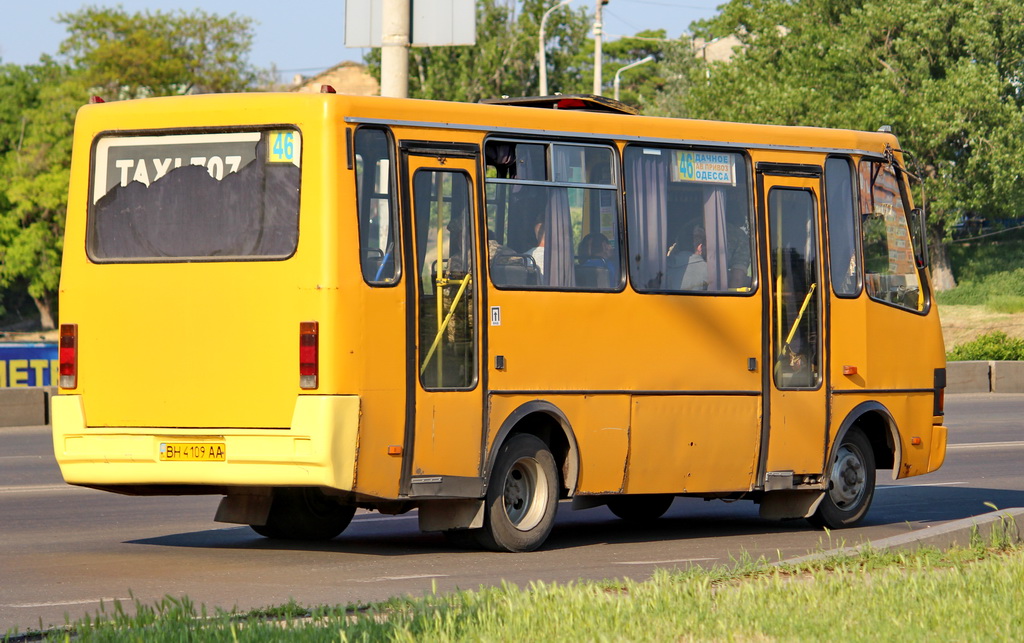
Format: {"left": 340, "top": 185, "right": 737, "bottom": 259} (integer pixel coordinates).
{"left": 345, "top": 0, "right": 476, "bottom": 48}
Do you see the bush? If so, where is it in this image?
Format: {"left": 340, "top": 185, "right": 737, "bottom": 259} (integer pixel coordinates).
{"left": 947, "top": 331, "right": 1024, "bottom": 361}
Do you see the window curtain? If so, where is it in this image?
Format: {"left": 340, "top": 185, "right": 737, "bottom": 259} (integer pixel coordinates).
{"left": 703, "top": 186, "right": 728, "bottom": 290}
{"left": 626, "top": 150, "right": 670, "bottom": 289}
{"left": 545, "top": 151, "right": 574, "bottom": 288}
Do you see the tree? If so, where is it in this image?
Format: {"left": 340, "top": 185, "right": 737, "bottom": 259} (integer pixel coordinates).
{"left": 0, "top": 8, "right": 263, "bottom": 330}
{"left": 56, "top": 6, "right": 260, "bottom": 98}
{"left": 676, "top": 0, "right": 1024, "bottom": 290}
{"left": 365, "top": 0, "right": 592, "bottom": 102}
{"left": 0, "top": 60, "right": 86, "bottom": 328}
{"left": 598, "top": 30, "right": 696, "bottom": 112}
{"left": 0, "top": 63, "right": 39, "bottom": 321}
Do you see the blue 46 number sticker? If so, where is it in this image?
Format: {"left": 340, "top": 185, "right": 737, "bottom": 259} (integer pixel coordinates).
{"left": 268, "top": 130, "right": 301, "bottom": 165}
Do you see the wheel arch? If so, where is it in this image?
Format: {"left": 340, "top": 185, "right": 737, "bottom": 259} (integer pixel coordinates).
{"left": 831, "top": 401, "right": 900, "bottom": 478}
{"left": 485, "top": 399, "right": 580, "bottom": 498}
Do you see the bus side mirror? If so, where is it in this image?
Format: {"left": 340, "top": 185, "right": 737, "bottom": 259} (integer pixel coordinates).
{"left": 910, "top": 207, "right": 929, "bottom": 268}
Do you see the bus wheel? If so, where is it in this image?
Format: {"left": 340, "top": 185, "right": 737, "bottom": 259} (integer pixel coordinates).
{"left": 607, "top": 494, "right": 674, "bottom": 521}
{"left": 808, "top": 427, "right": 876, "bottom": 529}
{"left": 478, "top": 434, "right": 559, "bottom": 552}
{"left": 250, "top": 487, "right": 355, "bottom": 541}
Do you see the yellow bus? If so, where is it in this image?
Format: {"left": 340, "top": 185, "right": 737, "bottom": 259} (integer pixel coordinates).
{"left": 53, "top": 91, "right": 947, "bottom": 552}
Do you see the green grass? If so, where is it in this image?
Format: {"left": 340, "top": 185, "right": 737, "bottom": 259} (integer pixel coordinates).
{"left": 936, "top": 266, "right": 1024, "bottom": 307}
{"left": 985, "top": 295, "right": 1024, "bottom": 315}
{"left": 940, "top": 230, "right": 1024, "bottom": 312}
{"left": 9, "top": 542, "right": 1024, "bottom": 642}
{"left": 946, "top": 226, "right": 1024, "bottom": 283}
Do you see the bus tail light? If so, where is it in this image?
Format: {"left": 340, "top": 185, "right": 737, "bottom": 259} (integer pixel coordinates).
{"left": 934, "top": 367, "right": 946, "bottom": 416}
{"left": 59, "top": 324, "right": 78, "bottom": 389}
{"left": 299, "top": 321, "right": 319, "bottom": 389}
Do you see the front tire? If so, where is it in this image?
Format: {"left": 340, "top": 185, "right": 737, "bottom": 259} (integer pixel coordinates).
{"left": 478, "top": 434, "right": 559, "bottom": 552}
{"left": 808, "top": 427, "right": 876, "bottom": 529}
{"left": 250, "top": 487, "right": 355, "bottom": 541}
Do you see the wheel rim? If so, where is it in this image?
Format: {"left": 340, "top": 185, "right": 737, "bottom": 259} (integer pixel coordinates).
{"left": 502, "top": 456, "right": 549, "bottom": 531}
{"left": 827, "top": 443, "right": 866, "bottom": 510}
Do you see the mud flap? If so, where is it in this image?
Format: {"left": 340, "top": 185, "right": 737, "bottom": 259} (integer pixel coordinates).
{"left": 215, "top": 489, "right": 273, "bottom": 525}
{"left": 759, "top": 490, "right": 825, "bottom": 521}
{"left": 418, "top": 499, "right": 485, "bottom": 532}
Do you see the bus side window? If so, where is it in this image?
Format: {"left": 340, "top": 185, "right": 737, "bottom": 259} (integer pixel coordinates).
{"left": 825, "top": 157, "right": 861, "bottom": 297}
{"left": 625, "top": 146, "right": 753, "bottom": 293}
{"left": 485, "top": 140, "right": 620, "bottom": 291}
{"left": 354, "top": 128, "right": 399, "bottom": 285}
{"left": 858, "top": 159, "right": 924, "bottom": 312}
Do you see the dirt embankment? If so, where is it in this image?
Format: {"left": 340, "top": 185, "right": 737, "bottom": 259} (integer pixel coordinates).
{"left": 939, "top": 305, "right": 1024, "bottom": 349}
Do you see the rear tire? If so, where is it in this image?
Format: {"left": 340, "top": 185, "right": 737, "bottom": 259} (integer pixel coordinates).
{"left": 607, "top": 494, "right": 674, "bottom": 521}
{"left": 478, "top": 434, "right": 559, "bottom": 552}
{"left": 808, "top": 427, "right": 876, "bottom": 529}
{"left": 250, "top": 487, "right": 355, "bottom": 541}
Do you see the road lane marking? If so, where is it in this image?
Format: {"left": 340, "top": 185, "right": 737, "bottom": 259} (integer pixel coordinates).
{"left": 947, "top": 441, "right": 1024, "bottom": 450}
{"left": 0, "top": 484, "right": 90, "bottom": 494}
{"left": 4, "top": 597, "right": 131, "bottom": 608}
{"left": 877, "top": 481, "right": 966, "bottom": 490}
{"left": 615, "top": 558, "right": 718, "bottom": 565}
{"left": 354, "top": 574, "right": 449, "bottom": 583}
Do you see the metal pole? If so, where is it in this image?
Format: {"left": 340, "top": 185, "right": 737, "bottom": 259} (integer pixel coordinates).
{"left": 539, "top": 0, "right": 574, "bottom": 96}
{"left": 613, "top": 55, "right": 654, "bottom": 101}
{"left": 381, "top": 0, "right": 410, "bottom": 98}
{"left": 593, "top": 0, "right": 604, "bottom": 95}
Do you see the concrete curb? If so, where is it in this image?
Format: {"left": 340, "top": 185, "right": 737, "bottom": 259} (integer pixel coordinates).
{"left": 0, "top": 387, "right": 54, "bottom": 427}
{"left": 779, "top": 507, "right": 1024, "bottom": 566}
{"left": 947, "top": 361, "right": 1024, "bottom": 393}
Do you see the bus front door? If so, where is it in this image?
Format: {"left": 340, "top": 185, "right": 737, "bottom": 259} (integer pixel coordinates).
{"left": 402, "top": 147, "right": 485, "bottom": 495}
{"left": 758, "top": 168, "right": 829, "bottom": 487}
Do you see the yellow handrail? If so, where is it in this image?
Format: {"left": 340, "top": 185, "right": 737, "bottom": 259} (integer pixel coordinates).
{"left": 420, "top": 273, "right": 472, "bottom": 376}
{"left": 784, "top": 283, "right": 817, "bottom": 350}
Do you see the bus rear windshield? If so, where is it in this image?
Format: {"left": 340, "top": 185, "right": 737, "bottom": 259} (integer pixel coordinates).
{"left": 87, "top": 130, "right": 301, "bottom": 262}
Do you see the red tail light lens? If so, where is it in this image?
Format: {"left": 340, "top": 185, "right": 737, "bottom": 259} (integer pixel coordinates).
{"left": 59, "top": 324, "right": 78, "bottom": 389}
{"left": 299, "top": 321, "right": 318, "bottom": 389}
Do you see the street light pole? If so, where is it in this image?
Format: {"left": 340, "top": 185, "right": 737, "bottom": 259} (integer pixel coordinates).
{"left": 539, "top": 0, "right": 574, "bottom": 96}
{"left": 613, "top": 55, "right": 654, "bottom": 102}
{"left": 593, "top": 0, "right": 605, "bottom": 95}
{"left": 380, "top": 0, "right": 410, "bottom": 97}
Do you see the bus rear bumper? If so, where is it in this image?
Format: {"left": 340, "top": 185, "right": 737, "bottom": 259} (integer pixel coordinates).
{"left": 927, "top": 423, "right": 947, "bottom": 473}
{"left": 51, "top": 394, "right": 360, "bottom": 492}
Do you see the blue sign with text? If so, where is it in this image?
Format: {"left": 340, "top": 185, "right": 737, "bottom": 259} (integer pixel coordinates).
{"left": 0, "top": 343, "right": 58, "bottom": 387}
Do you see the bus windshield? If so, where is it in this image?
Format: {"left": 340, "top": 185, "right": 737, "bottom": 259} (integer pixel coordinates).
{"left": 87, "top": 129, "right": 301, "bottom": 262}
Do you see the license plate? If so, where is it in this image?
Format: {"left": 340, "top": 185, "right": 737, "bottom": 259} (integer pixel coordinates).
{"left": 159, "top": 442, "right": 226, "bottom": 461}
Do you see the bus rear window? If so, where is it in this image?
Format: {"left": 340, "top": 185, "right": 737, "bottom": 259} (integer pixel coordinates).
{"left": 87, "top": 130, "right": 301, "bottom": 262}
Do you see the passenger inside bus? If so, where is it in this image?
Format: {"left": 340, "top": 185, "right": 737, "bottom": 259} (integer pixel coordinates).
{"left": 526, "top": 220, "right": 546, "bottom": 278}
{"left": 576, "top": 232, "right": 617, "bottom": 287}
{"left": 666, "top": 225, "right": 708, "bottom": 291}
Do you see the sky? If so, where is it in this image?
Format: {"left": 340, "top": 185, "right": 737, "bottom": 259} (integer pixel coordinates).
{"left": 0, "top": 0, "right": 724, "bottom": 80}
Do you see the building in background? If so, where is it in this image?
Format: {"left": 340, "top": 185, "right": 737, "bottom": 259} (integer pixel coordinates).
{"left": 292, "top": 61, "right": 379, "bottom": 95}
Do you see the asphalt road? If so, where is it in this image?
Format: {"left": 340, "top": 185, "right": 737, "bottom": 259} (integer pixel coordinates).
{"left": 2, "top": 393, "right": 1022, "bottom": 634}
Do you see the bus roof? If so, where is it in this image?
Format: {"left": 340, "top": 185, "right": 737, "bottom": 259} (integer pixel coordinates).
{"left": 75, "top": 92, "right": 900, "bottom": 160}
